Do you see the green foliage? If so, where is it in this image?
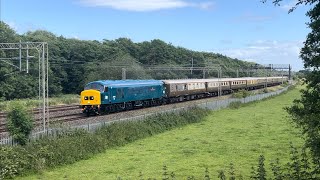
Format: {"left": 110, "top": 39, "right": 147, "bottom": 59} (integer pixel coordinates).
{"left": 0, "top": 94, "right": 79, "bottom": 111}
{"left": 0, "top": 146, "right": 29, "bottom": 179}
{"left": 228, "top": 101, "right": 242, "bottom": 109}
{"left": 250, "top": 155, "right": 267, "bottom": 180}
{"left": 280, "top": 81, "right": 288, "bottom": 87}
{"left": 204, "top": 167, "right": 210, "bottom": 180}
{"left": 270, "top": 158, "right": 283, "bottom": 180}
{"left": 162, "top": 165, "right": 169, "bottom": 180}
{"left": 0, "top": 108, "right": 209, "bottom": 179}
{"left": 218, "top": 170, "right": 226, "bottom": 180}
{"left": 232, "top": 89, "right": 251, "bottom": 98}
{"left": 6, "top": 102, "right": 34, "bottom": 145}
{"left": 228, "top": 163, "right": 236, "bottom": 180}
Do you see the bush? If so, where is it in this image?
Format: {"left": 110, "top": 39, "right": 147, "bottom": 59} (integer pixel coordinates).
{"left": 6, "top": 102, "right": 34, "bottom": 145}
{"left": 232, "top": 89, "right": 251, "bottom": 98}
{"left": 228, "top": 101, "right": 242, "bottom": 109}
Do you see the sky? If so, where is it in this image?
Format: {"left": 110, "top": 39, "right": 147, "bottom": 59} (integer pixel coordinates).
{"left": 0, "top": 0, "right": 312, "bottom": 70}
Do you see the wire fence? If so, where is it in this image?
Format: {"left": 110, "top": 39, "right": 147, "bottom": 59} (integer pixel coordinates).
{"left": 0, "top": 86, "right": 290, "bottom": 146}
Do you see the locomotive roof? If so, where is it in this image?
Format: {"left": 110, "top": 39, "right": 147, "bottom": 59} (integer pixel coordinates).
{"left": 162, "top": 77, "right": 286, "bottom": 84}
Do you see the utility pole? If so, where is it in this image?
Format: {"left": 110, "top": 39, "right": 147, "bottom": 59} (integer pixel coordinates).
{"left": 218, "top": 67, "right": 222, "bottom": 97}
{"left": 289, "top": 64, "right": 292, "bottom": 80}
{"left": 122, "top": 68, "right": 126, "bottom": 80}
{"left": 19, "top": 40, "right": 22, "bottom": 71}
{"left": 190, "top": 57, "right": 194, "bottom": 75}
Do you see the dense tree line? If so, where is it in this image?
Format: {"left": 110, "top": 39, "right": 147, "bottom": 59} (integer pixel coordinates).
{"left": 0, "top": 21, "right": 253, "bottom": 100}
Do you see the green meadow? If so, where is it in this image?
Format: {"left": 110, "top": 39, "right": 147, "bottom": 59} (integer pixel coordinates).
{"left": 22, "top": 86, "right": 304, "bottom": 179}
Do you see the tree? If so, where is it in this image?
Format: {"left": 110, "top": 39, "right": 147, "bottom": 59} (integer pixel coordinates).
{"left": 264, "top": 0, "right": 320, "bottom": 163}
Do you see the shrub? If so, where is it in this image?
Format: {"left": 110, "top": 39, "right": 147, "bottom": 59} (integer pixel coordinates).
{"left": 250, "top": 155, "right": 267, "bottom": 180}
{"left": 232, "top": 89, "right": 251, "bottom": 98}
{"left": 228, "top": 101, "right": 242, "bottom": 109}
{"left": 6, "top": 102, "right": 34, "bottom": 145}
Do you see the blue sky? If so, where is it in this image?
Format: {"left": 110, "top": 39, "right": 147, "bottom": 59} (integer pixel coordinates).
{"left": 0, "top": 0, "right": 312, "bottom": 70}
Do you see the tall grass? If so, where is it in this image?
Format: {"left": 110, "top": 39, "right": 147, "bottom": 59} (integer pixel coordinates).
{"left": 0, "top": 94, "right": 80, "bottom": 111}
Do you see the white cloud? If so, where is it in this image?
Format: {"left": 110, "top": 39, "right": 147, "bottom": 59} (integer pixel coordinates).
{"left": 5, "top": 21, "right": 45, "bottom": 34}
{"left": 280, "top": 0, "right": 298, "bottom": 11}
{"left": 213, "top": 40, "right": 304, "bottom": 70}
{"left": 7, "top": 21, "right": 18, "bottom": 31}
{"left": 80, "top": 0, "right": 214, "bottom": 11}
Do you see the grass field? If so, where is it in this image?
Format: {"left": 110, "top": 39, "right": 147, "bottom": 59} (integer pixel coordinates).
{"left": 21, "top": 86, "right": 304, "bottom": 179}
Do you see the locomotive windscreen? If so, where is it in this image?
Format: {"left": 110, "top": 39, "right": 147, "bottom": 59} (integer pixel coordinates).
{"left": 84, "top": 83, "right": 104, "bottom": 92}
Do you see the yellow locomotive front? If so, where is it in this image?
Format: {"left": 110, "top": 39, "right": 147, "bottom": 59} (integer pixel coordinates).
{"left": 80, "top": 83, "right": 103, "bottom": 116}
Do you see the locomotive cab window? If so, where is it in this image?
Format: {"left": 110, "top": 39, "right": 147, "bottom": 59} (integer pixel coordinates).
{"left": 84, "top": 96, "right": 88, "bottom": 100}
{"left": 84, "top": 83, "right": 104, "bottom": 92}
{"left": 104, "top": 87, "right": 108, "bottom": 92}
{"left": 90, "top": 96, "right": 94, "bottom": 100}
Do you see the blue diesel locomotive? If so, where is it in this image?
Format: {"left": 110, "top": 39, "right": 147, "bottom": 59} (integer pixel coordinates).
{"left": 80, "top": 80, "right": 164, "bottom": 116}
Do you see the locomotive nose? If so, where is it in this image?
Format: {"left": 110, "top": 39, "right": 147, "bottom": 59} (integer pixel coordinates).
{"left": 80, "top": 90, "right": 101, "bottom": 105}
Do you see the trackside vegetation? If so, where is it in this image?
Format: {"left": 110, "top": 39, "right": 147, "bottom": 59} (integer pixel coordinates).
{"left": 0, "top": 94, "right": 79, "bottom": 111}
{"left": 6, "top": 102, "right": 34, "bottom": 145}
{"left": 15, "top": 85, "right": 312, "bottom": 179}
{"left": 0, "top": 108, "right": 209, "bottom": 179}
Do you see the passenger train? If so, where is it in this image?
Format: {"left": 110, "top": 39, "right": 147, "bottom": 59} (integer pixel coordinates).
{"left": 80, "top": 77, "right": 288, "bottom": 116}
